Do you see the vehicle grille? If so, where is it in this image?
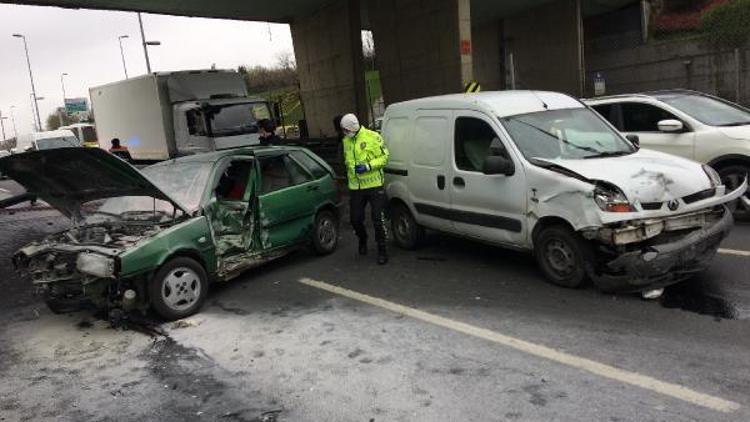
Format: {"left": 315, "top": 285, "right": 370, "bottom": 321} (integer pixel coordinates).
{"left": 640, "top": 202, "right": 663, "bottom": 210}
{"left": 683, "top": 188, "right": 716, "bottom": 204}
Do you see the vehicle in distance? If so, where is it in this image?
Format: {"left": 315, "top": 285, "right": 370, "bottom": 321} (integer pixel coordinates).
{"left": 382, "top": 91, "right": 747, "bottom": 292}
{"left": 0, "top": 146, "right": 340, "bottom": 320}
{"left": 90, "top": 69, "right": 277, "bottom": 162}
{"left": 59, "top": 123, "right": 98, "bottom": 148}
{"left": 17, "top": 130, "right": 80, "bottom": 152}
{"left": 584, "top": 90, "right": 750, "bottom": 218}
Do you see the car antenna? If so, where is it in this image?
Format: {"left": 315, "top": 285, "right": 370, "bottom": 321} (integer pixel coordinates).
{"left": 531, "top": 90, "right": 549, "bottom": 110}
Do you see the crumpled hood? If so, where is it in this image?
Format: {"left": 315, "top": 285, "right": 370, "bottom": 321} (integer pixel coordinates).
{"left": 535, "top": 149, "right": 711, "bottom": 203}
{"left": 717, "top": 125, "right": 750, "bottom": 140}
{"left": 0, "top": 148, "right": 188, "bottom": 219}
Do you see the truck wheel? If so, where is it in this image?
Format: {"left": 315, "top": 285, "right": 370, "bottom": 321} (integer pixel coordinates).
{"left": 312, "top": 209, "right": 339, "bottom": 255}
{"left": 718, "top": 164, "right": 750, "bottom": 221}
{"left": 391, "top": 202, "right": 425, "bottom": 250}
{"left": 534, "top": 225, "right": 591, "bottom": 288}
{"left": 148, "top": 257, "right": 208, "bottom": 321}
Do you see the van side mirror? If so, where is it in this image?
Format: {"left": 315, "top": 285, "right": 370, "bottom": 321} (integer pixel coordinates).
{"left": 626, "top": 134, "right": 640, "bottom": 150}
{"left": 657, "top": 119, "right": 684, "bottom": 133}
{"left": 483, "top": 155, "right": 515, "bottom": 176}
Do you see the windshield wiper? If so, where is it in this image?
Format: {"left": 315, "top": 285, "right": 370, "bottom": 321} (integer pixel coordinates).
{"left": 583, "top": 150, "right": 633, "bottom": 159}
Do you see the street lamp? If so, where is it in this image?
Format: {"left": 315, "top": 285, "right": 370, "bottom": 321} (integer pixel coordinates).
{"left": 137, "top": 12, "right": 161, "bottom": 73}
{"left": 0, "top": 113, "right": 7, "bottom": 142}
{"left": 29, "top": 94, "right": 45, "bottom": 131}
{"left": 118, "top": 35, "right": 130, "bottom": 78}
{"left": 59, "top": 72, "right": 69, "bottom": 127}
{"left": 12, "top": 34, "right": 42, "bottom": 131}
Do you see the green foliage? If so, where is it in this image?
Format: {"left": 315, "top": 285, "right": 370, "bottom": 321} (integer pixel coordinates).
{"left": 45, "top": 111, "right": 79, "bottom": 131}
{"left": 701, "top": 0, "right": 750, "bottom": 47}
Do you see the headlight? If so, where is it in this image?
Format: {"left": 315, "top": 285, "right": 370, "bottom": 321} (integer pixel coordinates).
{"left": 702, "top": 165, "right": 722, "bottom": 187}
{"left": 594, "top": 184, "right": 634, "bottom": 212}
{"left": 76, "top": 253, "right": 115, "bottom": 278}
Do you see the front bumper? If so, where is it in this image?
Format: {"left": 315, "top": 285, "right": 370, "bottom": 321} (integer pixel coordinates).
{"left": 591, "top": 206, "right": 733, "bottom": 292}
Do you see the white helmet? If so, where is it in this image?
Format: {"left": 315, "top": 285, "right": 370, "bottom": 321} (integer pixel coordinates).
{"left": 340, "top": 113, "right": 360, "bottom": 137}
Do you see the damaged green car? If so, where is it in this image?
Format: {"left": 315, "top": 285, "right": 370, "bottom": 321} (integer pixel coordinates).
{"left": 1, "top": 146, "right": 340, "bottom": 320}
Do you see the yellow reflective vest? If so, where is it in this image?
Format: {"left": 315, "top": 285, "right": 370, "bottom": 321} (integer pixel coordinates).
{"left": 343, "top": 127, "right": 390, "bottom": 190}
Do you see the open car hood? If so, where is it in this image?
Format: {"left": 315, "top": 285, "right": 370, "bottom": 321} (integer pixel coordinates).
{"left": 0, "top": 148, "right": 188, "bottom": 219}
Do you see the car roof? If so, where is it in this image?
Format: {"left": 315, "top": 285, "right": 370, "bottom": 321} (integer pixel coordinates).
{"left": 583, "top": 89, "right": 706, "bottom": 103}
{"left": 386, "top": 90, "right": 584, "bottom": 118}
{"left": 32, "top": 130, "right": 76, "bottom": 140}
{"left": 149, "top": 145, "right": 304, "bottom": 166}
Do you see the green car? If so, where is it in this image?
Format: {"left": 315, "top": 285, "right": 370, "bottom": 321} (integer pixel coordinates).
{"left": 1, "top": 146, "right": 340, "bottom": 320}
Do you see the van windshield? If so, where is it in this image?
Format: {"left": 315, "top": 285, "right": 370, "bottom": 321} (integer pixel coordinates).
{"left": 500, "top": 108, "right": 635, "bottom": 160}
{"left": 36, "top": 136, "right": 80, "bottom": 150}
{"left": 208, "top": 102, "right": 271, "bottom": 137}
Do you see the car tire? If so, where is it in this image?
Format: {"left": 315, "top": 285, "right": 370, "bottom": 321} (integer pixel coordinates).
{"left": 534, "top": 225, "right": 592, "bottom": 289}
{"left": 312, "top": 209, "right": 339, "bottom": 255}
{"left": 391, "top": 202, "right": 425, "bottom": 250}
{"left": 148, "top": 257, "right": 208, "bottom": 321}
{"left": 717, "top": 164, "right": 750, "bottom": 221}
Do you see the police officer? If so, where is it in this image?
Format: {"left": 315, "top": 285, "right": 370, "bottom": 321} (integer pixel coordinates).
{"left": 340, "top": 113, "right": 390, "bottom": 265}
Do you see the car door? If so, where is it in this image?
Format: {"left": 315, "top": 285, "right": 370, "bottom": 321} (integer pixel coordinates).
{"left": 447, "top": 111, "right": 527, "bottom": 246}
{"left": 256, "top": 152, "right": 317, "bottom": 250}
{"left": 407, "top": 110, "right": 454, "bottom": 232}
{"left": 207, "top": 156, "right": 257, "bottom": 258}
{"left": 616, "top": 102, "right": 695, "bottom": 159}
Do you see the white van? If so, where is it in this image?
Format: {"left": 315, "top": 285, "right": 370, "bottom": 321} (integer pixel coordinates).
{"left": 59, "top": 123, "right": 98, "bottom": 148}
{"left": 381, "top": 91, "right": 747, "bottom": 292}
{"left": 17, "top": 130, "right": 81, "bottom": 152}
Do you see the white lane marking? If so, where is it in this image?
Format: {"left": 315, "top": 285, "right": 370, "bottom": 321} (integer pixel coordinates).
{"left": 299, "top": 277, "right": 740, "bottom": 413}
{"left": 718, "top": 248, "right": 750, "bottom": 257}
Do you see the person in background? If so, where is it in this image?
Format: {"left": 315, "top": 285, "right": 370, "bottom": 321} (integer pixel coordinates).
{"left": 339, "top": 113, "right": 390, "bottom": 265}
{"left": 109, "top": 138, "right": 132, "bottom": 161}
{"left": 258, "top": 119, "right": 280, "bottom": 146}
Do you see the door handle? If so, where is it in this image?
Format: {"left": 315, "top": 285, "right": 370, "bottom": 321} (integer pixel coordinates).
{"left": 437, "top": 175, "right": 445, "bottom": 190}
{"left": 453, "top": 177, "right": 465, "bottom": 187}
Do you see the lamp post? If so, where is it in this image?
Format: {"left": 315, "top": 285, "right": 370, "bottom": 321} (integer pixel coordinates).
{"left": 118, "top": 35, "right": 130, "bottom": 78}
{"left": 12, "top": 34, "right": 42, "bottom": 131}
{"left": 0, "top": 111, "right": 7, "bottom": 141}
{"left": 30, "top": 94, "right": 45, "bottom": 131}
{"left": 59, "top": 72, "right": 69, "bottom": 127}
{"left": 137, "top": 13, "right": 161, "bottom": 73}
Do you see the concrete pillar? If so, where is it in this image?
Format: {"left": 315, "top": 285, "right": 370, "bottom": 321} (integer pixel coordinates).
{"left": 290, "top": 0, "right": 368, "bottom": 138}
{"left": 503, "top": 0, "right": 585, "bottom": 96}
{"left": 471, "top": 20, "right": 505, "bottom": 91}
{"left": 367, "top": 0, "right": 473, "bottom": 105}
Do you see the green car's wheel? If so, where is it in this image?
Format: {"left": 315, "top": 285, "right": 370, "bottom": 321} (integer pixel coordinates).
{"left": 149, "top": 257, "right": 208, "bottom": 321}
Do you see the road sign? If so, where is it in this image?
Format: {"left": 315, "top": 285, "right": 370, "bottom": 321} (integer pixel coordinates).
{"left": 593, "top": 72, "right": 606, "bottom": 96}
{"left": 64, "top": 98, "right": 88, "bottom": 114}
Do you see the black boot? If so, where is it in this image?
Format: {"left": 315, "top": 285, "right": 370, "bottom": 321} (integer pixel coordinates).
{"left": 377, "top": 246, "right": 388, "bottom": 265}
{"left": 358, "top": 238, "right": 368, "bottom": 256}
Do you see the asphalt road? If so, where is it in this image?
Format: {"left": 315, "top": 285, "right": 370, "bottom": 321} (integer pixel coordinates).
{"left": 0, "top": 182, "right": 749, "bottom": 421}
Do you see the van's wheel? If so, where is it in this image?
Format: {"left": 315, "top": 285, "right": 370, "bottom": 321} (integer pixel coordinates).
{"left": 391, "top": 202, "right": 425, "bottom": 250}
{"left": 312, "top": 209, "right": 339, "bottom": 255}
{"left": 148, "top": 257, "right": 208, "bottom": 321}
{"left": 718, "top": 164, "right": 750, "bottom": 220}
{"left": 534, "top": 225, "right": 591, "bottom": 288}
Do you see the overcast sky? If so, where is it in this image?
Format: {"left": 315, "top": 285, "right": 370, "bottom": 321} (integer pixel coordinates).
{"left": 0, "top": 4, "right": 294, "bottom": 138}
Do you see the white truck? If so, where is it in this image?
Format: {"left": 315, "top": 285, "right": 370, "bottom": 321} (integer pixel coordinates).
{"left": 90, "top": 70, "right": 275, "bottom": 161}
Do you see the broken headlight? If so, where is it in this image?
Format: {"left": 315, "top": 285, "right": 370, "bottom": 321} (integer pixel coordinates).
{"left": 594, "top": 184, "right": 634, "bottom": 213}
{"left": 702, "top": 165, "right": 722, "bottom": 187}
{"left": 76, "top": 253, "right": 115, "bottom": 279}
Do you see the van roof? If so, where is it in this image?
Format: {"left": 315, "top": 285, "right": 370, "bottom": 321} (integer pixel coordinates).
{"left": 385, "top": 90, "right": 584, "bottom": 118}
{"left": 30, "top": 130, "right": 76, "bottom": 140}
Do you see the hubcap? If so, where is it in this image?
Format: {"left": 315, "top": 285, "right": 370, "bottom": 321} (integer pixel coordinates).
{"left": 545, "top": 239, "right": 576, "bottom": 276}
{"left": 318, "top": 216, "right": 337, "bottom": 249}
{"left": 396, "top": 213, "right": 411, "bottom": 241}
{"left": 161, "top": 267, "right": 201, "bottom": 311}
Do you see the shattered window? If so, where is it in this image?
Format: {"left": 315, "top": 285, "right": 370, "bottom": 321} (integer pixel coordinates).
{"left": 141, "top": 161, "right": 213, "bottom": 210}
{"left": 215, "top": 160, "right": 253, "bottom": 201}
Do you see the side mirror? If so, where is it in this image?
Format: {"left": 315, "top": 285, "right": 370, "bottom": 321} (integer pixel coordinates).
{"left": 483, "top": 155, "right": 515, "bottom": 176}
{"left": 657, "top": 119, "right": 684, "bottom": 133}
{"left": 626, "top": 134, "right": 640, "bottom": 150}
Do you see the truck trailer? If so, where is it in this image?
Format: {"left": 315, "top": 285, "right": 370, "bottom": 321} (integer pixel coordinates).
{"left": 90, "top": 69, "right": 274, "bottom": 161}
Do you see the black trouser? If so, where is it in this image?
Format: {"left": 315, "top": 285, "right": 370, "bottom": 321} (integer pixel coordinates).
{"left": 349, "top": 187, "right": 387, "bottom": 251}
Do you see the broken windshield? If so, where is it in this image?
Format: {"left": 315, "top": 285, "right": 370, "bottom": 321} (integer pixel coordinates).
{"left": 500, "top": 108, "right": 634, "bottom": 160}
{"left": 84, "top": 161, "right": 212, "bottom": 222}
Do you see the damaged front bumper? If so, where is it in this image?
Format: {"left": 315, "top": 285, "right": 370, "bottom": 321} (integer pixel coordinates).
{"left": 590, "top": 205, "right": 733, "bottom": 292}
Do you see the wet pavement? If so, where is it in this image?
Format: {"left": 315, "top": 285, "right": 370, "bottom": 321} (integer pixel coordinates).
{"left": 0, "top": 187, "right": 749, "bottom": 421}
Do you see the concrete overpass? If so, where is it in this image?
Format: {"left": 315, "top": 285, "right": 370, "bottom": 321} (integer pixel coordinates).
{"left": 1, "top": 0, "right": 636, "bottom": 137}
